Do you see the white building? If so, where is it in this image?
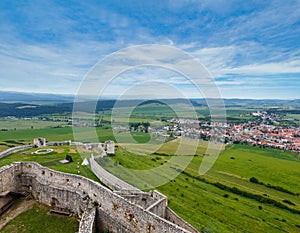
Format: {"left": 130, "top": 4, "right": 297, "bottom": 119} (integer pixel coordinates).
{"left": 33, "top": 138, "right": 46, "bottom": 147}
{"left": 104, "top": 140, "right": 115, "bottom": 155}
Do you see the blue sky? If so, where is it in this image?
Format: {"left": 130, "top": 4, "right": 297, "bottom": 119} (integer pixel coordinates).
{"left": 0, "top": 0, "right": 299, "bottom": 99}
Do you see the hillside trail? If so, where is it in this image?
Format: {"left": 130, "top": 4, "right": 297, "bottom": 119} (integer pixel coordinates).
{"left": 0, "top": 199, "right": 36, "bottom": 230}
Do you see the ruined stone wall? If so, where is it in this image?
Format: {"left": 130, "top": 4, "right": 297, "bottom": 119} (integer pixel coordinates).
{"left": 3, "top": 162, "right": 195, "bottom": 233}
{"left": 79, "top": 207, "right": 96, "bottom": 233}
{"left": 115, "top": 190, "right": 158, "bottom": 209}
{"left": 90, "top": 156, "right": 140, "bottom": 191}
{"left": 146, "top": 196, "right": 167, "bottom": 218}
{"left": 0, "top": 165, "right": 18, "bottom": 193}
{"left": 46, "top": 140, "right": 71, "bottom": 146}
{"left": 0, "top": 142, "right": 199, "bottom": 233}
{"left": 147, "top": 190, "right": 168, "bottom": 218}
{"left": 165, "top": 207, "right": 199, "bottom": 233}
{"left": 0, "top": 145, "right": 34, "bottom": 159}
{"left": 19, "top": 174, "right": 85, "bottom": 214}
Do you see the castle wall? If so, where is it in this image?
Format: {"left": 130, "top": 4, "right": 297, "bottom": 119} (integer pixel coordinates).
{"left": 0, "top": 165, "right": 18, "bottom": 193}
{"left": 0, "top": 143, "right": 199, "bottom": 233}
{"left": 18, "top": 174, "right": 85, "bottom": 214}
{"left": 79, "top": 207, "right": 96, "bottom": 233}
{"left": 90, "top": 156, "right": 140, "bottom": 191}
{"left": 114, "top": 190, "right": 163, "bottom": 210}
{"left": 3, "top": 162, "right": 194, "bottom": 233}
{"left": 46, "top": 140, "right": 71, "bottom": 146}
{"left": 165, "top": 207, "right": 199, "bottom": 233}
{"left": 0, "top": 145, "right": 34, "bottom": 159}
{"left": 146, "top": 196, "right": 167, "bottom": 218}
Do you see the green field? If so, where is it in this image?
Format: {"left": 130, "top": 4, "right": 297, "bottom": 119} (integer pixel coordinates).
{"left": 0, "top": 126, "right": 161, "bottom": 151}
{"left": 286, "top": 114, "right": 300, "bottom": 126}
{"left": 0, "top": 119, "right": 69, "bottom": 131}
{"left": 98, "top": 142, "right": 300, "bottom": 233}
{"left": 0, "top": 204, "right": 78, "bottom": 233}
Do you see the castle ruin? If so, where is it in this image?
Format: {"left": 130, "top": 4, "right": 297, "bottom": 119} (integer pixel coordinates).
{"left": 0, "top": 142, "right": 199, "bottom": 233}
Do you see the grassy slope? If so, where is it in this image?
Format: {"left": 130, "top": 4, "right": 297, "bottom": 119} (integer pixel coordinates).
{"left": 99, "top": 143, "right": 300, "bottom": 233}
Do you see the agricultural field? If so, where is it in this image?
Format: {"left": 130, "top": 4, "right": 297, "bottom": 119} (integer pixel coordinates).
{"left": 286, "top": 114, "right": 300, "bottom": 126}
{"left": 0, "top": 203, "right": 78, "bottom": 233}
{"left": 0, "top": 118, "right": 69, "bottom": 131}
{"left": 98, "top": 141, "right": 300, "bottom": 233}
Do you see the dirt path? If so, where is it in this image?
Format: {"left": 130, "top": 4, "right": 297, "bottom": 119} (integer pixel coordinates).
{"left": 0, "top": 199, "right": 36, "bottom": 230}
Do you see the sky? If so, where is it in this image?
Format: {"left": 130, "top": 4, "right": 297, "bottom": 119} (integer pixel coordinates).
{"left": 0, "top": 0, "right": 299, "bottom": 99}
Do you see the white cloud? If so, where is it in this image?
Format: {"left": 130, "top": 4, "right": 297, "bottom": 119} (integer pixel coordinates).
{"left": 224, "top": 60, "right": 300, "bottom": 75}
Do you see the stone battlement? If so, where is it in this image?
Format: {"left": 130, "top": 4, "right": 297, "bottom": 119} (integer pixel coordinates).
{"left": 0, "top": 162, "right": 199, "bottom": 233}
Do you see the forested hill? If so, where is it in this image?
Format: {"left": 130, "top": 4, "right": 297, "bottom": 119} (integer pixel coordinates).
{"left": 0, "top": 91, "right": 299, "bottom": 117}
{"left": 0, "top": 91, "right": 74, "bottom": 103}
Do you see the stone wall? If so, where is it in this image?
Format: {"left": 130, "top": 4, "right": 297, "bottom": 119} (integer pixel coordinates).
{"left": 1, "top": 162, "right": 197, "bottom": 233}
{"left": 0, "top": 145, "right": 34, "bottom": 159}
{"left": 146, "top": 195, "right": 167, "bottom": 218}
{"left": 90, "top": 155, "right": 140, "bottom": 191}
{"left": 79, "top": 206, "right": 96, "bottom": 233}
{"left": 115, "top": 190, "right": 157, "bottom": 209}
{"left": 0, "top": 165, "right": 18, "bottom": 193}
{"left": 166, "top": 207, "right": 199, "bottom": 233}
{"left": 0, "top": 141, "right": 199, "bottom": 233}
{"left": 114, "top": 190, "right": 167, "bottom": 218}
{"left": 46, "top": 140, "right": 71, "bottom": 146}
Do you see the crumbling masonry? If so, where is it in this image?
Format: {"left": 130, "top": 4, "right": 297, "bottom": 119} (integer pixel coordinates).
{"left": 0, "top": 144, "right": 199, "bottom": 233}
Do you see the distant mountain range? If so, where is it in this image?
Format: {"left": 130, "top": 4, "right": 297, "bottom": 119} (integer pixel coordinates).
{"left": 0, "top": 91, "right": 74, "bottom": 103}
{"left": 0, "top": 91, "right": 299, "bottom": 118}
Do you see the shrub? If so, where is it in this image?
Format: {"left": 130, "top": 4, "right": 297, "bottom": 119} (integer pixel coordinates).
{"left": 250, "top": 177, "right": 259, "bottom": 184}
{"left": 282, "top": 199, "right": 295, "bottom": 206}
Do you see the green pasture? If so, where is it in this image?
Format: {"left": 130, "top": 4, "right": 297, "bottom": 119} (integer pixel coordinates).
{"left": 0, "top": 118, "right": 68, "bottom": 130}
{"left": 287, "top": 114, "right": 300, "bottom": 120}
{"left": 98, "top": 143, "right": 300, "bottom": 233}
{"left": 286, "top": 114, "right": 300, "bottom": 125}
{"left": 0, "top": 127, "right": 74, "bottom": 146}
{"left": 0, "top": 126, "right": 161, "bottom": 150}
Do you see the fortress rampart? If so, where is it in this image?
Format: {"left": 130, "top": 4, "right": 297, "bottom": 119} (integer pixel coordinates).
{"left": 0, "top": 144, "right": 34, "bottom": 159}
{"left": 0, "top": 142, "right": 199, "bottom": 233}
{"left": 0, "top": 162, "right": 198, "bottom": 233}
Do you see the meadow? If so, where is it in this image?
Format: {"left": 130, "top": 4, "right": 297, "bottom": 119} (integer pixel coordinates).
{"left": 98, "top": 141, "right": 300, "bottom": 233}
{"left": 0, "top": 118, "right": 69, "bottom": 131}
{"left": 287, "top": 114, "right": 300, "bottom": 126}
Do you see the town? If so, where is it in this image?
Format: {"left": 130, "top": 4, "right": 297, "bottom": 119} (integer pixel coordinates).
{"left": 163, "top": 111, "right": 300, "bottom": 153}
